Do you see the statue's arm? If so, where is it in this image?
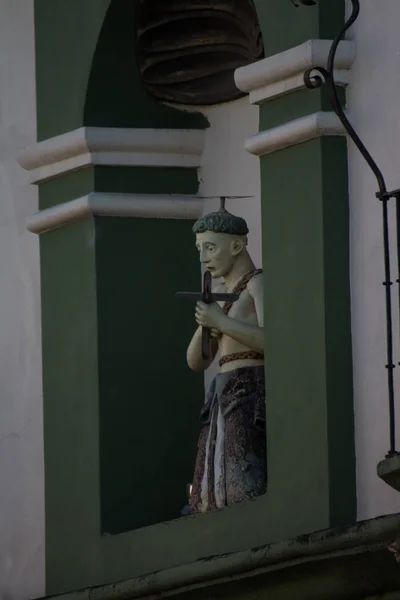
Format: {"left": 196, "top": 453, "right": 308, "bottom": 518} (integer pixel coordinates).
{"left": 186, "top": 282, "right": 224, "bottom": 372}
{"left": 218, "top": 274, "right": 264, "bottom": 352}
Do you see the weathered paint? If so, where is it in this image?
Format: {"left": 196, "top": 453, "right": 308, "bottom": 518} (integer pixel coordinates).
{"left": 40, "top": 514, "right": 400, "bottom": 600}
{"left": 257, "top": 0, "right": 356, "bottom": 530}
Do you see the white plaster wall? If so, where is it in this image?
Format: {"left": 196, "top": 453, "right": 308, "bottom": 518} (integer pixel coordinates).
{"left": 197, "top": 98, "right": 262, "bottom": 388}
{"left": 346, "top": 0, "right": 400, "bottom": 520}
{"left": 0, "top": 1, "right": 45, "bottom": 598}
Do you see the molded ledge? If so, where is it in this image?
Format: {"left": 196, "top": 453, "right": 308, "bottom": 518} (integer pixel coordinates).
{"left": 18, "top": 127, "right": 205, "bottom": 184}
{"left": 235, "top": 39, "right": 355, "bottom": 104}
{"left": 42, "top": 514, "right": 400, "bottom": 600}
{"left": 26, "top": 193, "right": 204, "bottom": 234}
{"left": 245, "top": 112, "right": 346, "bottom": 157}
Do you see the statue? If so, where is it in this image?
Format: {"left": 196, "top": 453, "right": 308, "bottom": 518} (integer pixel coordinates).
{"left": 177, "top": 200, "right": 267, "bottom": 514}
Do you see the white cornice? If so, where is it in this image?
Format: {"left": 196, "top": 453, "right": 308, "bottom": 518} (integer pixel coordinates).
{"left": 235, "top": 39, "right": 355, "bottom": 104}
{"left": 26, "top": 193, "right": 204, "bottom": 234}
{"left": 18, "top": 127, "right": 205, "bottom": 184}
{"left": 245, "top": 112, "right": 345, "bottom": 157}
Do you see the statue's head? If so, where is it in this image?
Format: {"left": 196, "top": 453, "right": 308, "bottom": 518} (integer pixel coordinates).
{"left": 193, "top": 210, "right": 249, "bottom": 279}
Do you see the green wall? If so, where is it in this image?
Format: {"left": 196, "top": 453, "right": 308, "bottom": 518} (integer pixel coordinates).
{"left": 96, "top": 217, "right": 203, "bottom": 533}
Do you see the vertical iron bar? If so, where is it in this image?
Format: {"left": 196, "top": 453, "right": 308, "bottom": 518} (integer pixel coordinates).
{"left": 395, "top": 193, "right": 400, "bottom": 324}
{"left": 381, "top": 195, "right": 396, "bottom": 455}
{"left": 394, "top": 193, "right": 400, "bottom": 452}
{"left": 301, "top": 0, "right": 399, "bottom": 456}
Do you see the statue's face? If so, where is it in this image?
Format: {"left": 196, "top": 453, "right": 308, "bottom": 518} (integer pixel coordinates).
{"left": 195, "top": 231, "right": 238, "bottom": 279}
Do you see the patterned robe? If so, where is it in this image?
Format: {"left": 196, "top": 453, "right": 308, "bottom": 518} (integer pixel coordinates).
{"left": 189, "top": 365, "right": 266, "bottom": 513}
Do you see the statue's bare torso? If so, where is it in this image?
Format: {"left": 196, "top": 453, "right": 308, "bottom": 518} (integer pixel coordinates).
{"left": 214, "top": 272, "right": 264, "bottom": 373}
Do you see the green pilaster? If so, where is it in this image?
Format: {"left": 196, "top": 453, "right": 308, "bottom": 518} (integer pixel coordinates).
{"left": 256, "top": 0, "right": 356, "bottom": 530}
{"left": 254, "top": 0, "right": 345, "bottom": 56}
{"left": 261, "top": 136, "right": 354, "bottom": 528}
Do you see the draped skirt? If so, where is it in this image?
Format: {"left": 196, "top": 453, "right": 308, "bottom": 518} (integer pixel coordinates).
{"left": 189, "top": 366, "right": 267, "bottom": 514}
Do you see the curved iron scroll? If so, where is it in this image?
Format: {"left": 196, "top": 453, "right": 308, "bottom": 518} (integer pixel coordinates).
{"left": 303, "top": 0, "right": 399, "bottom": 456}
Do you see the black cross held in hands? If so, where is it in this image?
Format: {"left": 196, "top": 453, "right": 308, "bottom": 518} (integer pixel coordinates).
{"left": 175, "top": 270, "right": 239, "bottom": 360}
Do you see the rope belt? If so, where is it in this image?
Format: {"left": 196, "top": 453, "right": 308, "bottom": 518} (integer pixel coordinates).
{"left": 219, "top": 351, "right": 264, "bottom": 368}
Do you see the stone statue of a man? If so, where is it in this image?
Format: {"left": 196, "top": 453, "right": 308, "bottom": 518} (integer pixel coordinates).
{"left": 187, "top": 208, "right": 267, "bottom": 514}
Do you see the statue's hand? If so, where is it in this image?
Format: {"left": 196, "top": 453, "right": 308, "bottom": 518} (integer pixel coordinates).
{"left": 210, "top": 328, "right": 222, "bottom": 339}
{"left": 195, "top": 302, "right": 225, "bottom": 330}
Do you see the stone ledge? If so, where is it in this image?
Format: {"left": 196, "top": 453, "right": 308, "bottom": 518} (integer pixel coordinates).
{"left": 40, "top": 514, "right": 400, "bottom": 600}
{"left": 26, "top": 193, "right": 204, "bottom": 234}
{"left": 235, "top": 39, "right": 355, "bottom": 105}
{"left": 245, "top": 111, "right": 345, "bottom": 157}
{"left": 18, "top": 127, "right": 205, "bottom": 184}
